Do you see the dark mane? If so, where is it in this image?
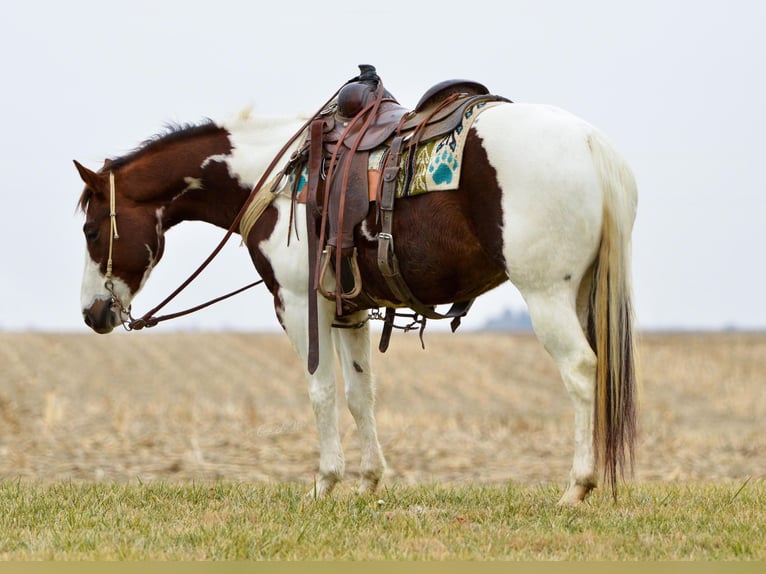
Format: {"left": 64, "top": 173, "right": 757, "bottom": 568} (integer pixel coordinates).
{"left": 108, "top": 119, "right": 220, "bottom": 170}
{"left": 78, "top": 119, "right": 222, "bottom": 211}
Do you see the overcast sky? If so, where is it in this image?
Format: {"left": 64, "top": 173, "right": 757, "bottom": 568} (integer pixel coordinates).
{"left": 1, "top": 0, "right": 763, "bottom": 333}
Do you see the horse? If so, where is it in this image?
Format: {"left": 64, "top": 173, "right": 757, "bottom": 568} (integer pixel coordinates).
{"left": 75, "top": 80, "right": 638, "bottom": 505}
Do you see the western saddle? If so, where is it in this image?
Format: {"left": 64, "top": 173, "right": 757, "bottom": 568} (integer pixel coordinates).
{"left": 289, "top": 65, "right": 508, "bottom": 372}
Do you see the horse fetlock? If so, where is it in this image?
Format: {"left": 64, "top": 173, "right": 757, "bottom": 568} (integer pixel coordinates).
{"left": 358, "top": 468, "right": 384, "bottom": 494}
{"left": 557, "top": 479, "right": 596, "bottom": 506}
{"left": 308, "top": 469, "right": 343, "bottom": 499}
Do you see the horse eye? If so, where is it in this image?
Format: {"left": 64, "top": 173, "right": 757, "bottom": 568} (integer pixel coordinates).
{"left": 83, "top": 225, "right": 99, "bottom": 242}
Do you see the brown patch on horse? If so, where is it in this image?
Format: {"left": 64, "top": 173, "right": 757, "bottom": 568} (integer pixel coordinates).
{"left": 108, "top": 121, "right": 224, "bottom": 171}
{"left": 353, "top": 128, "right": 507, "bottom": 306}
{"left": 78, "top": 123, "right": 233, "bottom": 209}
{"left": 244, "top": 205, "right": 284, "bottom": 324}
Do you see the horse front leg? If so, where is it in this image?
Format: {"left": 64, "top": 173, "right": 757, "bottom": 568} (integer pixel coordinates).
{"left": 279, "top": 288, "right": 344, "bottom": 497}
{"left": 332, "top": 311, "right": 386, "bottom": 494}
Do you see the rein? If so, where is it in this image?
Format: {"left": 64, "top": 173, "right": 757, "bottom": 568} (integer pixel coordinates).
{"left": 105, "top": 78, "right": 357, "bottom": 331}
{"left": 103, "top": 172, "right": 265, "bottom": 330}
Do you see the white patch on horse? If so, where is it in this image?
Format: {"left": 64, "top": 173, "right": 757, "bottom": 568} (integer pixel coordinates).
{"left": 138, "top": 244, "right": 156, "bottom": 293}
{"left": 360, "top": 220, "right": 377, "bottom": 242}
{"left": 155, "top": 207, "right": 164, "bottom": 236}
{"left": 201, "top": 154, "right": 227, "bottom": 171}
{"left": 217, "top": 112, "right": 307, "bottom": 187}
{"left": 80, "top": 252, "right": 132, "bottom": 321}
{"left": 172, "top": 177, "right": 204, "bottom": 201}
{"left": 134, "top": 207, "right": 165, "bottom": 292}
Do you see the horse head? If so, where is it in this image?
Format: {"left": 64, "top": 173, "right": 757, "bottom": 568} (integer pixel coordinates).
{"left": 75, "top": 160, "right": 166, "bottom": 333}
{"left": 74, "top": 120, "right": 258, "bottom": 333}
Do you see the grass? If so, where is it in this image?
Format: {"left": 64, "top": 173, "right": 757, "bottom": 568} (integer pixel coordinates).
{"left": 0, "top": 480, "right": 764, "bottom": 560}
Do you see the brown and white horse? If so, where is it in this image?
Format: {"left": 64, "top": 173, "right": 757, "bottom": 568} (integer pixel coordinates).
{"left": 75, "top": 98, "right": 638, "bottom": 505}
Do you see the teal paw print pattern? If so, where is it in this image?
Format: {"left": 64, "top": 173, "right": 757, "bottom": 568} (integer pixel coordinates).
{"left": 429, "top": 145, "right": 459, "bottom": 186}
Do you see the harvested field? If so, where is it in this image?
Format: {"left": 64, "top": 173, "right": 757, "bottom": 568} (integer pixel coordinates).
{"left": 0, "top": 331, "right": 764, "bottom": 489}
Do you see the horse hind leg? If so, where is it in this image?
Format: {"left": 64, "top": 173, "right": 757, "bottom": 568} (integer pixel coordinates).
{"left": 332, "top": 311, "right": 387, "bottom": 494}
{"left": 523, "top": 286, "right": 598, "bottom": 505}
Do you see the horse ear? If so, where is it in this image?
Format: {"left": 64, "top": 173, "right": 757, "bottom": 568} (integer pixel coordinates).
{"left": 73, "top": 160, "right": 105, "bottom": 193}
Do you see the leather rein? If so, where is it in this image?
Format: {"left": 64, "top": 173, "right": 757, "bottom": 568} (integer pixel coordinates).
{"left": 103, "top": 170, "right": 264, "bottom": 331}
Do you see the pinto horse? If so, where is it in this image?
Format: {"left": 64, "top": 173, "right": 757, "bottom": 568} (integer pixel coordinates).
{"left": 75, "top": 90, "right": 638, "bottom": 505}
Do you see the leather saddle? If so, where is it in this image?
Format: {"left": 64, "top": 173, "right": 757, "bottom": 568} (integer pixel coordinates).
{"left": 301, "top": 65, "right": 505, "bottom": 373}
{"left": 307, "top": 68, "right": 491, "bottom": 259}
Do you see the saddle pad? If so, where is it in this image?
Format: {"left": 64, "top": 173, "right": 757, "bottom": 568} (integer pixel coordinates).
{"left": 400, "top": 99, "right": 502, "bottom": 195}
{"left": 287, "top": 99, "right": 503, "bottom": 200}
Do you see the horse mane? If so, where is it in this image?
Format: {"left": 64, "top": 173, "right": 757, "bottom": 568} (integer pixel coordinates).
{"left": 78, "top": 120, "right": 223, "bottom": 211}
{"left": 108, "top": 119, "right": 220, "bottom": 170}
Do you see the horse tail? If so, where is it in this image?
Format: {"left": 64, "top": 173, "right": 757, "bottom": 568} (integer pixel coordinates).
{"left": 587, "top": 131, "right": 639, "bottom": 498}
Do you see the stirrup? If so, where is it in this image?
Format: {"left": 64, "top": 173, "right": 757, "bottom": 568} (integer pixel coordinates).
{"left": 317, "top": 247, "right": 363, "bottom": 301}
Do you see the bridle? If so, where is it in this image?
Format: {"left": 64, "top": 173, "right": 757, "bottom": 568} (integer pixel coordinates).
{"left": 103, "top": 170, "right": 128, "bottom": 322}
{"left": 102, "top": 170, "right": 263, "bottom": 331}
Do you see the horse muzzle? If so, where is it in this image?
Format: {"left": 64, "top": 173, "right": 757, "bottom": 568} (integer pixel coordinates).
{"left": 82, "top": 296, "right": 118, "bottom": 334}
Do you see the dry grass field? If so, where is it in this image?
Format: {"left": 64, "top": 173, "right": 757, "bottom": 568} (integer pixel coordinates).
{"left": 1, "top": 330, "right": 764, "bottom": 490}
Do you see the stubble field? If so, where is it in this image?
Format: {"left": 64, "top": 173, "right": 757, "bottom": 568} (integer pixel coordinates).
{"left": 1, "top": 330, "right": 765, "bottom": 559}
{"left": 1, "top": 330, "right": 763, "bottom": 488}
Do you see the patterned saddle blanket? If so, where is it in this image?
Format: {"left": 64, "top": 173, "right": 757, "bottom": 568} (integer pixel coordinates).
{"left": 288, "top": 97, "right": 504, "bottom": 202}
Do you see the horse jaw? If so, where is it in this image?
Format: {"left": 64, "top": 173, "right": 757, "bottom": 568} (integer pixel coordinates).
{"left": 80, "top": 253, "right": 133, "bottom": 334}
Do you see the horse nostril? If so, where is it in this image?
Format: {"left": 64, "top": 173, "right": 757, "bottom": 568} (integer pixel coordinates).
{"left": 82, "top": 299, "right": 118, "bottom": 334}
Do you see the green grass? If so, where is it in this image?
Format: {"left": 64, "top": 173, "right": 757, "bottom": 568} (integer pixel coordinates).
{"left": 0, "top": 480, "right": 763, "bottom": 560}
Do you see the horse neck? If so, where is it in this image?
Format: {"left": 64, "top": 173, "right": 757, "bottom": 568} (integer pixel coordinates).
{"left": 155, "top": 113, "right": 306, "bottom": 232}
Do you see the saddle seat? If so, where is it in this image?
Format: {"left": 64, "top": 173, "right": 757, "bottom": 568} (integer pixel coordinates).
{"left": 323, "top": 78, "right": 491, "bottom": 152}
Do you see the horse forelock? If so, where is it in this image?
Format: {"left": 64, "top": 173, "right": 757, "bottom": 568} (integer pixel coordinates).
{"left": 78, "top": 188, "right": 93, "bottom": 213}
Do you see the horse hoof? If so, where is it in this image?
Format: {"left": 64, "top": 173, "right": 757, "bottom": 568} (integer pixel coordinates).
{"left": 557, "top": 483, "right": 593, "bottom": 506}
{"left": 305, "top": 486, "right": 329, "bottom": 500}
{"left": 306, "top": 475, "right": 339, "bottom": 499}
{"left": 358, "top": 472, "right": 382, "bottom": 495}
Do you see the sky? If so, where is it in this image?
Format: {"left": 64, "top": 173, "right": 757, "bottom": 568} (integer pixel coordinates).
{"left": 1, "top": 0, "right": 764, "bottom": 333}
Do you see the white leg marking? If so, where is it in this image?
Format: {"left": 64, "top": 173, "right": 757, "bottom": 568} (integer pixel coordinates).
{"left": 333, "top": 312, "right": 386, "bottom": 493}
{"left": 80, "top": 252, "right": 133, "bottom": 324}
{"left": 524, "top": 289, "right": 598, "bottom": 505}
{"left": 260, "top": 198, "right": 345, "bottom": 497}
{"left": 475, "top": 104, "right": 606, "bottom": 503}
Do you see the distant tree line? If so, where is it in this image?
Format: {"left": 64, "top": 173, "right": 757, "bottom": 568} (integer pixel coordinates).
{"left": 480, "top": 308, "right": 533, "bottom": 332}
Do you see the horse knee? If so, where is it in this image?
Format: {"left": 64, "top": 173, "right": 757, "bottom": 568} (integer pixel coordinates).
{"left": 345, "top": 374, "right": 375, "bottom": 414}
